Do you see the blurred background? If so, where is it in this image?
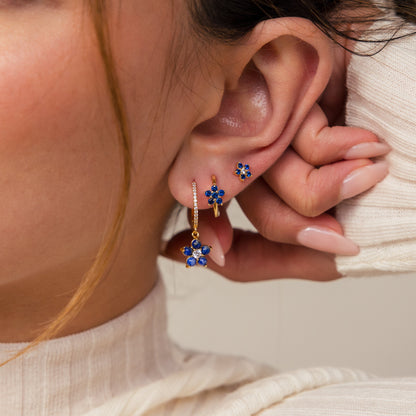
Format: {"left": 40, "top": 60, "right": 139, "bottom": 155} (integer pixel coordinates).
{"left": 159, "top": 201, "right": 416, "bottom": 377}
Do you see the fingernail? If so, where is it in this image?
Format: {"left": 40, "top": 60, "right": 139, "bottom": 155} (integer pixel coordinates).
{"left": 208, "top": 233, "right": 226, "bottom": 267}
{"left": 297, "top": 226, "right": 360, "bottom": 255}
{"left": 344, "top": 142, "right": 391, "bottom": 159}
{"left": 340, "top": 161, "right": 388, "bottom": 200}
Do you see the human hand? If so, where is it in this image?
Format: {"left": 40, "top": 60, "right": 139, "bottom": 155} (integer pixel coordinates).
{"left": 162, "top": 42, "right": 390, "bottom": 281}
{"left": 163, "top": 102, "right": 389, "bottom": 281}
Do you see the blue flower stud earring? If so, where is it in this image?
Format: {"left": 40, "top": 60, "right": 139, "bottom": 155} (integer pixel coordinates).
{"left": 205, "top": 175, "right": 225, "bottom": 218}
{"left": 181, "top": 181, "right": 212, "bottom": 268}
{"left": 234, "top": 163, "right": 252, "bottom": 181}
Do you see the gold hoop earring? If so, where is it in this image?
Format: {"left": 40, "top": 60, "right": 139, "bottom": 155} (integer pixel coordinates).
{"left": 181, "top": 181, "right": 211, "bottom": 268}
{"left": 205, "top": 175, "right": 225, "bottom": 218}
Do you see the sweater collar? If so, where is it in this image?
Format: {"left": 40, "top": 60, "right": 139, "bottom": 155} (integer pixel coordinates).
{"left": 0, "top": 278, "right": 180, "bottom": 416}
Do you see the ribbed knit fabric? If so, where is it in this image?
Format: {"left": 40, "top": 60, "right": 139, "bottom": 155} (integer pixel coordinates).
{"left": 335, "top": 15, "right": 416, "bottom": 276}
{"left": 1, "top": 278, "right": 416, "bottom": 415}
{"left": 0, "top": 279, "right": 186, "bottom": 415}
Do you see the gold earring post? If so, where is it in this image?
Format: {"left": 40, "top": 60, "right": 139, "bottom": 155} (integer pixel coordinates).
{"left": 211, "top": 176, "right": 220, "bottom": 218}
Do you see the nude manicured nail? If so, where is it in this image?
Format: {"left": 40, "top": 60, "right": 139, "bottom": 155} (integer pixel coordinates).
{"left": 340, "top": 161, "right": 389, "bottom": 200}
{"left": 208, "top": 234, "right": 225, "bottom": 267}
{"left": 344, "top": 142, "right": 391, "bottom": 159}
{"left": 297, "top": 226, "right": 360, "bottom": 255}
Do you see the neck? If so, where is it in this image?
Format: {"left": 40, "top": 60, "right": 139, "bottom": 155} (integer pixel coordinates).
{"left": 0, "top": 240, "right": 159, "bottom": 343}
{"left": 0, "top": 189, "right": 175, "bottom": 343}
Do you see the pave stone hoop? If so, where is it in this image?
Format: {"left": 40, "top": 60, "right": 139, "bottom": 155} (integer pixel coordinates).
{"left": 180, "top": 181, "right": 212, "bottom": 268}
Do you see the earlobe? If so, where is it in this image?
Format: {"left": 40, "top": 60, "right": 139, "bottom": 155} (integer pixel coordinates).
{"left": 168, "top": 18, "right": 334, "bottom": 208}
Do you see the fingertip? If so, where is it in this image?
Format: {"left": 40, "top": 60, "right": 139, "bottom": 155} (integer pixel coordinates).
{"left": 344, "top": 142, "right": 391, "bottom": 160}
{"left": 209, "top": 245, "right": 226, "bottom": 267}
{"left": 296, "top": 226, "right": 360, "bottom": 255}
{"left": 198, "top": 224, "right": 226, "bottom": 267}
{"left": 340, "top": 161, "right": 389, "bottom": 200}
{"left": 199, "top": 207, "right": 233, "bottom": 255}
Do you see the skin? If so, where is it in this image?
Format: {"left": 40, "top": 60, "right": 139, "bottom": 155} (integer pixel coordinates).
{"left": 0, "top": 0, "right": 190, "bottom": 341}
{"left": 0, "top": 0, "right": 387, "bottom": 342}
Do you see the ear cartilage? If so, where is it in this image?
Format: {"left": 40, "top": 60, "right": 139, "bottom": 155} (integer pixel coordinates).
{"left": 234, "top": 163, "right": 252, "bottom": 181}
{"left": 180, "top": 181, "right": 211, "bottom": 268}
{"left": 205, "top": 175, "right": 225, "bottom": 218}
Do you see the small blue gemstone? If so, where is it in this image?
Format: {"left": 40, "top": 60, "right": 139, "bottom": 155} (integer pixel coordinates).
{"left": 240, "top": 175, "right": 246, "bottom": 180}
{"left": 192, "top": 239, "right": 201, "bottom": 249}
{"left": 211, "top": 185, "right": 218, "bottom": 192}
{"left": 201, "top": 245, "right": 211, "bottom": 255}
{"left": 247, "top": 172, "right": 252, "bottom": 177}
{"left": 244, "top": 164, "right": 250, "bottom": 170}
{"left": 218, "top": 190, "right": 225, "bottom": 197}
{"left": 238, "top": 163, "right": 243, "bottom": 169}
{"left": 235, "top": 169, "right": 241, "bottom": 175}
{"left": 205, "top": 190, "right": 211, "bottom": 197}
{"left": 217, "top": 198, "right": 223, "bottom": 205}
{"left": 212, "top": 192, "right": 218, "bottom": 199}
{"left": 183, "top": 247, "right": 192, "bottom": 256}
{"left": 187, "top": 257, "right": 197, "bottom": 267}
{"left": 208, "top": 198, "right": 215, "bottom": 205}
{"left": 198, "top": 257, "right": 208, "bottom": 266}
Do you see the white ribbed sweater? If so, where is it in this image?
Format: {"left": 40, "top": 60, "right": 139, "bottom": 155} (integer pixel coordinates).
{"left": 1, "top": 278, "right": 415, "bottom": 416}
{"left": 336, "top": 14, "right": 416, "bottom": 276}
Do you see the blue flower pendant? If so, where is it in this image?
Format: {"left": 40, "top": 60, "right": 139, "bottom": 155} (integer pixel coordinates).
{"left": 181, "top": 238, "right": 211, "bottom": 268}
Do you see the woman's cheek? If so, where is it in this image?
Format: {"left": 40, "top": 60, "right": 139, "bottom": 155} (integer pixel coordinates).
{"left": 0, "top": 9, "right": 121, "bottom": 282}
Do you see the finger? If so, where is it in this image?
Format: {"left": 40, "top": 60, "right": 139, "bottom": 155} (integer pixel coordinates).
{"left": 263, "top": 147, "right": 388, "bottom": 217}
{"left": 292, "top": 103, "right": 390, "bottom": 166}
{"left": 162, "top": 229, "right": 340, "bottom": 282}
{"left": 237, "top": 178, "right": 359, "bottom": 255}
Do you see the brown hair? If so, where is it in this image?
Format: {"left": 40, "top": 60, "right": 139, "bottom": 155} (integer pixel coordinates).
{"left": 189, "top": 0, "right": 416, "bottom": 41}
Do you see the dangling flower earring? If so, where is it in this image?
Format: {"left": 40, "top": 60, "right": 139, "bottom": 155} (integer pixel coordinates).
{"left": 181, "top": 181, "right": 211, "bottom": 268}
{"left": 205, "top": 175, "right": 225, "bottom": 218}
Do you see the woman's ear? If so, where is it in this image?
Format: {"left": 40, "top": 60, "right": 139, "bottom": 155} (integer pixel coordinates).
{"left": 169, "top": 17, "right": 334, "bottom": 207}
